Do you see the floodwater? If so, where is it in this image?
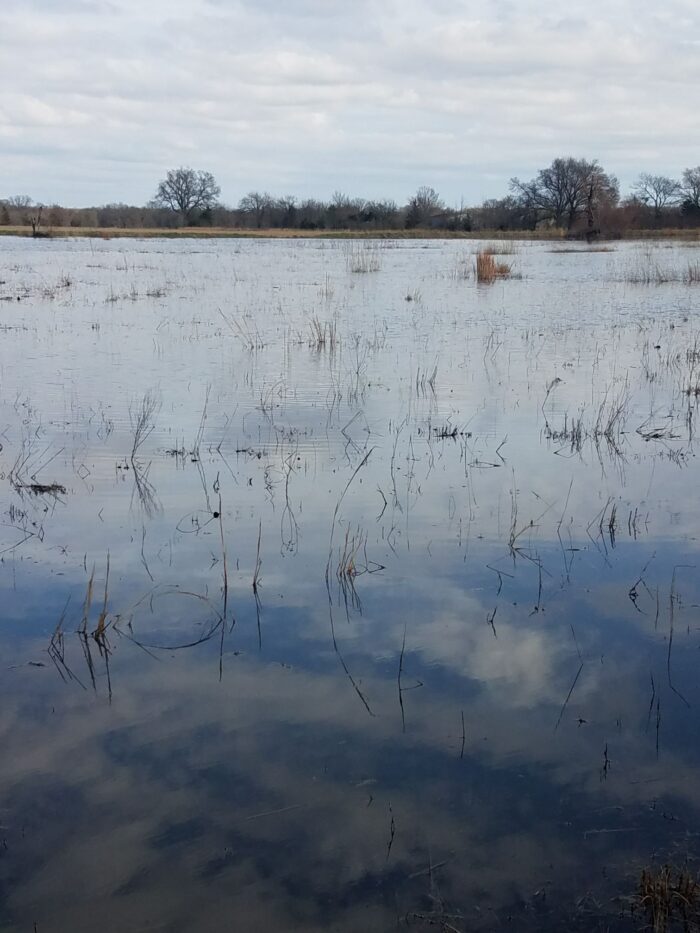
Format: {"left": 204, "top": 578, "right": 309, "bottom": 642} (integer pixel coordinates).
{"left": 1, "top": 236, "right": 700, "bottom": 931}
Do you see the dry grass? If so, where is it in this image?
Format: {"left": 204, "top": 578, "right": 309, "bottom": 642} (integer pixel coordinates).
{"left": 550, "top": 246, "right": 616, "bottom": 253}
{"left": 346, "top": 242, "right": 382, "bottom": 272}
{"left": 1, "top": 224, "right": 699, "bottom": 244}
{"left": 626, "top": 249, "right": 700, "bottom": 285}
{"left": 480, "top": 240, "right": 519, "bottom": 255}
{"left": 638, "top": 865, "right": 700, "bottom": 932}
{"left": 475, "top": 249, "right": 513, "bottom": 283}
{"left": 308, "top": 316, "right": 337, "bottom": 351}
{"left": 626, "top": 228, "right": 700, "bottom": 241}
{"left": 0, "top": 224, "right": 561, "bottom": 241}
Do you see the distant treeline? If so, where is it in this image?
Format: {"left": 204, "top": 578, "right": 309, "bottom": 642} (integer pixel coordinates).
{"left": 3, "top": 158, "right": 700, "bottom": 236}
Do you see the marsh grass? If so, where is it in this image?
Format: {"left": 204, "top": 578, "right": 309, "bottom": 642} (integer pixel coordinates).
{"left": 638, "top": 865, "right": 700, "bottom": 932}
{"left": 347, "top": 242, "right": 382, "bottom": 273}
{"left": 219, "top": 307, "right": 265, "bottom": 349}
{"left": 687, "top": 261, "right": 700, "bottom": 284}
{"left": 625, "top": 249, "right": 700, "bottom": 285}
{"left": 0, "top": 225, "right": 567, "bottom": 240}
{"left": 475, "top": 249, "right": 513, "bottom": 283}
{"left": 479, "top": 241, "right": 519, "bottom": 255}
{"left": 308, "top": 316, "right": 338, "bottom": 351}
{"left": 550, "top": 246, "right": 616, "bottom": 253}
{"left": 453, "top": 253, "right": 472, "bottom": 280}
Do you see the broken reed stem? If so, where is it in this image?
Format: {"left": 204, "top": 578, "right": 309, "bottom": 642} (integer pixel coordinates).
{"left": 94, "top": 551, "right": 110, "bottom": 637}
{"left": 398, "top": 624, "right": 406, "bottom": 733}
{"left": 80, "top": 564, "right": 96, "bottom": 634}
{"left": 253, "top": 519, "right": 262, "bottom": 593}
{"left": 218, "top": 493, "right": 228, "bottom": 621}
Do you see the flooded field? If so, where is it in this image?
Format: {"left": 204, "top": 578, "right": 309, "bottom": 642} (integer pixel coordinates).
{"left": 2, "top": 235, "right": 700, "bottom": 931}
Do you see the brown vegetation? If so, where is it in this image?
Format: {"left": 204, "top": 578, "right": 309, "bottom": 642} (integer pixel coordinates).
{"left": 638, "top": 865, "right": 700, "bottom": 932}
{"left": 475, "top": 248, "right": 513, "bottom": 283}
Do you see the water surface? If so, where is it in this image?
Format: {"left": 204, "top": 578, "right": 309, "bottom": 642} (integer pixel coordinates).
{"left": 1, "top": 236, "right": 700, "bottom": 931}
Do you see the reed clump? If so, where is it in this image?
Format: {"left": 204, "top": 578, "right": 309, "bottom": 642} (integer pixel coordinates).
{"left": 638, "top": 865, "right": 700, "bottom": 932}
{"left": 347, "top": 242, "right": 381, "bottom": 273}
{"left": 481, "top": 240, "right": 518, "bottom": 256}
{"left": 308, "top": 316, "right": 337, "bottom": 351}
{"left": 625, "top": 250, "right": 700, "bottom": 285}
{"left": 475, "top": 249, "right": 512, "bottom": 283}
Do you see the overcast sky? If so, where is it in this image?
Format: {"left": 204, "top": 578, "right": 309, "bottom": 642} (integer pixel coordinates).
{"left": 1, "top": 0, "right": 698, "bottom": 207}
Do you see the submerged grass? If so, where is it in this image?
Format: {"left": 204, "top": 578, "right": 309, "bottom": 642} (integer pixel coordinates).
{"left": 308, "top": 316, "right": 338, "bottom": 351}
{"left": 625, "top": 249, "right": 700, "bottom": 285}
{"left": 346, "top": 241, "right": 382, "bottom": 272}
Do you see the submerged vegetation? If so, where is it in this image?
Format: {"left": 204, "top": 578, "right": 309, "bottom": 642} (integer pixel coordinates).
{"left": 625, "top": 247, "right": 700, "bottom": 284}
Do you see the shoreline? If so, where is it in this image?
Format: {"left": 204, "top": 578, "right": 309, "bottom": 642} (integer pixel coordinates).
{"left": 0, "top": 225, "right": 699, "bottom": 241}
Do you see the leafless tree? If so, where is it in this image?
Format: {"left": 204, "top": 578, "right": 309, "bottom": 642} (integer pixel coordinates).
{"left": 681, "top": 166, "right": 700, "bottom": 209}
{"left": 6, "top": 195, "right": 33, "bottom": 208}
{"left": 511, "top": 157, "right": 618, "bottom": 231}
{"left": 238, "top": 191, "right": 272, "bottom": 228}
{"left": 276, "top": 195, "right": 297, "bottom": 226}
{"left": 362, "top": 199, "right": 399, "bottom": 227}
{"left": 153, "top": 168, "right": 220, "bottom": 224}
{"left": 631, "top": 173, "right": 681, "bottom": 219}
{"left": 327, "top": 191, "right": 366, "bottom": 228}
{"left": 405, "top": 186, "right": 443, "bottom": 227}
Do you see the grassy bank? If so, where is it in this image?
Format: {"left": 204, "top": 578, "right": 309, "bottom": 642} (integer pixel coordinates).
{"left": 1, "top": 225, "right": 699, "bottom": 241}
{"left": 0, "top": 225, "right": 561, "bottom": 240}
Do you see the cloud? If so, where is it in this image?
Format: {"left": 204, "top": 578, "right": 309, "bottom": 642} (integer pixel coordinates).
{"left": 0, "top": 0, "right": 697, "bottom": 205}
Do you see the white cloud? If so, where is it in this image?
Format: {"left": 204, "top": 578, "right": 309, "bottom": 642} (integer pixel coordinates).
{"left": 0, "top": 0, "right": 698, "bottom": 205}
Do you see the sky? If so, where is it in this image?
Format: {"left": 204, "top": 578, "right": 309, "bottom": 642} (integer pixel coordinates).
{"left": 1, "top": 0, "right": 699, "bottom": 208}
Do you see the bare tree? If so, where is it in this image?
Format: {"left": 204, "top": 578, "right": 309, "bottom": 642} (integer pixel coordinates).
{"left": 297, "top": 198, "right": 326, "bottom": 230}
{"left": 405, "top": 186, "right": 443, "bottom": 227}
{"left": 6, "top": 195, "right": 33, "bottom": 209}
{"left": 511, "top": 165, "right": 567, "bottom": 228}
{"left": 362, "top": 199, "right": 399, "bottom": 228}
{"left": 681, "top": 166, "right": 700, "bottom": 209}
{"left": 508, "top": 178, "right": 544, "bottom": 228}
{"left": 511, "top": 157, "right": 618, "bottom": 231}
{"left": 276, "top": 195, "right": 297, "bottom": 227}
{"left": 327, "top": 191, "right": 366, "bottom": 228}
{"left": 238, "top": 191, "right": 272, "bottom": 228}
{"left": 477, "top": 196, "right": 532, "bottom": 231}
{"left": 153, "top": 168, "right": 220, "bottom": 224}
{"left": 631, "top": 173, "right": 681, "bottom": 220}
{"left": 581, "top": 164, "right": 619, "bottom": 233}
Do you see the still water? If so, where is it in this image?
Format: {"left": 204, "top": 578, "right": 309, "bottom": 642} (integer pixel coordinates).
{"left": 1, "top": 236, "right": 700, "bottom": 931}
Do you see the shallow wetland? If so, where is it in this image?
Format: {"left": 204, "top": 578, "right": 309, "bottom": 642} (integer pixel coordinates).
{"left": 1, "top": 235, "right": 700, "bottom": 931}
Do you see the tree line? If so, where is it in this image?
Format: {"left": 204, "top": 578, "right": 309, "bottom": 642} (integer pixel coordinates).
{"left": 3, "top": 159, "right": 700, "bottom": 235}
